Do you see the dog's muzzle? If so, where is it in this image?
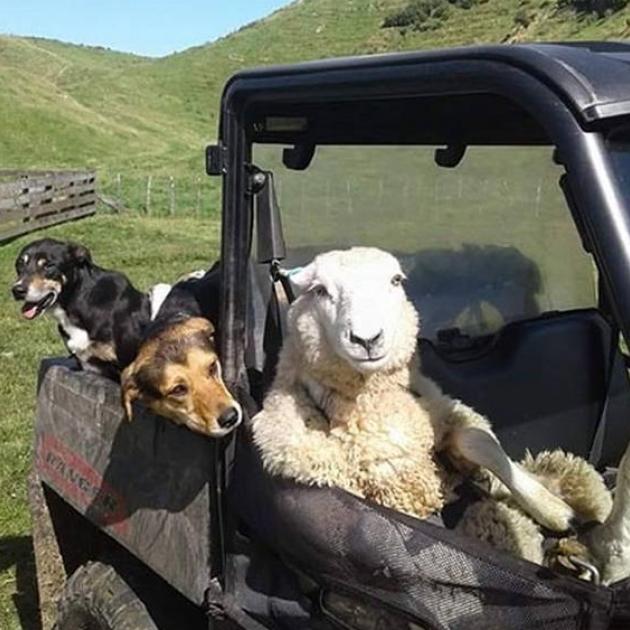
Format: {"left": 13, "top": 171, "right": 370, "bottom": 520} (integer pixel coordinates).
{"left": 11, "top": 283, "right": 27, "bottom": 300}
{"left": 218, "top": 406, "right": 241, "bottom": 430}
{"left": 17, "top": 289, "right": 58, "bottom": 320}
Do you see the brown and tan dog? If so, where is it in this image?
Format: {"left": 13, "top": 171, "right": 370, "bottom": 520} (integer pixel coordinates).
{"left": 121, "top": 315, "right": 242, "bottom": 437}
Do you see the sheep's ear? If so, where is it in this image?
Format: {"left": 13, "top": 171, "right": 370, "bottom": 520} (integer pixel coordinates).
{"left": 286, "top": 263, "right": 316, "bottom": 297}
{"left": 121, "top": 365, "right": 140, "bottom": 422}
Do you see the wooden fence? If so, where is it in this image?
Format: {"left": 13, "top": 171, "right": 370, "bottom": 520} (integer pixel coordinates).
{"left": 0, "top": 170, "right": 97, "bottom": 242}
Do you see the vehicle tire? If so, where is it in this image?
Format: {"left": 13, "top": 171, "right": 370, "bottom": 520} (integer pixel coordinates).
{"left": 54, "top": 561, "right": 158, "bottom": 630}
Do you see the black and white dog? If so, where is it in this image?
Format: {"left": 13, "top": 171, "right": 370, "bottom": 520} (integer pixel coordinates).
{"left": 12, "top": 238, "right": 151, "bottom": 377}
{"left": 147, "top": 261, "right": 221, "bottom": 327}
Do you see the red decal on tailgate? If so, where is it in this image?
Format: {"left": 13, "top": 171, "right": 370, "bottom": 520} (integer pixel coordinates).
{"left": 37, "top": 433, "right": 130, "bottom": 537}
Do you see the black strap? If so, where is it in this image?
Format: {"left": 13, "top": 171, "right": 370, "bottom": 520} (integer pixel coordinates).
{"left": 262, "top": 261, "right": 295, "bottom": 387}
{"left": 262, "top": 283, "right": 282, "bottom": 388}
{"left": 588, "top": 324, "right": 620, "bottom": 466}
{"left": 270, "top": 260, "right": 295, "bottom": 304}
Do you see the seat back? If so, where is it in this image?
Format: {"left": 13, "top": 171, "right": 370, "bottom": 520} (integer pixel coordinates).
{"left": 420, "top": 309, "right": 630, "bottom": 467}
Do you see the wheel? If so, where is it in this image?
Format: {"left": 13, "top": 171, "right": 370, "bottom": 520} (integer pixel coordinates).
{"left": 54, "top": 561, "right": 158, "bottom": 630}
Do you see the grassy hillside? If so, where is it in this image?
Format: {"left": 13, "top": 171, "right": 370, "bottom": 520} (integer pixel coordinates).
{"left": 2, "top": 0, "right": 630, "bottom": 180}
{"left": 0, "top": 37, "right": 204, "bottom": 176}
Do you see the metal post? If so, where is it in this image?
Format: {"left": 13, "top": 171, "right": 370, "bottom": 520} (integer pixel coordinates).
{"left": 196, "top": 176, "right": 202, "bottom": 217}
{"left": 146, "top": 175, "right": 152, "bottom": 216}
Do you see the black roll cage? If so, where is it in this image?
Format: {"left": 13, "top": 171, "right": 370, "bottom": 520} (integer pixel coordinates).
{"left": 213, "top": 46, "right": 630, "bottom": 588}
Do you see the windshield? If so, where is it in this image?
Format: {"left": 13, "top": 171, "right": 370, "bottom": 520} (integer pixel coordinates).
{"left": 253, "top": 144, "right": 596, "bottom": 340}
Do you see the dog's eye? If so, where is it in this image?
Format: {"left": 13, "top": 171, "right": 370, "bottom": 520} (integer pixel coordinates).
{"left": 391, "top": 274, "right": 404, "bottom": 287}
{"left": 208, "top": 361, "right": 219, "bottom": 377}
{"left": 169, "top": 384, "right": 188, "bottom": 397}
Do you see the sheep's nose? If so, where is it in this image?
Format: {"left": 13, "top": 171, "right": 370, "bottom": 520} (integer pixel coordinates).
{"left": 12, "top": 283, "right": 26, "bottom": 300}
{"left": 350, "top": 330, "right": 384, "bottom": 353}
{"left": 218, "top": 407, "right": 240, "bottom": 430}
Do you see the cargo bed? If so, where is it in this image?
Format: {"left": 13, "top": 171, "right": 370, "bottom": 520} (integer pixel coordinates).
{"left": 34, "top": 358, "right": 216, "bottom": 607}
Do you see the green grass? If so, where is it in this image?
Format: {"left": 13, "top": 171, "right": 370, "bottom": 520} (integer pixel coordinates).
{"left": 0, "top": 213, "right": 220, "bottom": 629}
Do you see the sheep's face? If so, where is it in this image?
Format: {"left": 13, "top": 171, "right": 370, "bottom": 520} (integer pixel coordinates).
{"left": 289, "top": 248, "right": 418, "bottom": 374}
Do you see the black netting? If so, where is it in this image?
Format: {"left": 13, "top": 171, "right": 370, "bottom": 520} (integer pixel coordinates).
{"left": 229, "top": 429, "right": 618, "bottom": 629}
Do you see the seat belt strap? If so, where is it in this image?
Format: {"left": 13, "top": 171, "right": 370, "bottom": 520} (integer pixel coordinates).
{"left": 262, "top": 283, "right": 282, "bottom": 387}
{"left": 262, "top": 261, "right": 295, "bottom": 386}
{"left": 270, "top": 260, "right": 295, "bottom": 304}
{"left": 588, "top": 325, "right": 620, "bottom": 466}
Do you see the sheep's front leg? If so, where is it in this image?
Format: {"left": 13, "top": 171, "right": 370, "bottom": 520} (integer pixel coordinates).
{"left": 411, "top": 369, "right": 575, "bottom": 531}
{"left": 451, "top": 426, "right": 575, "bottom": 532}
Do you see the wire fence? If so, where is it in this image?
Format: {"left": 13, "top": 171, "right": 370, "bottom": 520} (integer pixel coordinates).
{"left": 99, "top": 172, "right": 221, "bottom": 218}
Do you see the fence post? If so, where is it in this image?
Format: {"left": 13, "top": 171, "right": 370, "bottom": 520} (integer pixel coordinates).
{"left": 346, "top": 179, "right": 353, "bottom": 214}
{"left": 196, "top": 176, "right": 201, "bottom": 217}
{"left": 146, "top": 175, "right": 152, "bottom": 216}
{"left": 169, "top": 176, "right": 175, "bottom": 216}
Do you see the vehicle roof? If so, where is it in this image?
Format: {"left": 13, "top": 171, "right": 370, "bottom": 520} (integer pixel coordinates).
{"left": 224, "top": 41, "right": 630, "bottom": 124}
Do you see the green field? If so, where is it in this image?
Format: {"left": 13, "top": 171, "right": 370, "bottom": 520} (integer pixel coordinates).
{"left": 2, "top": 0, "right": 630, "bottom": 180}
{"left": 0, "top": 214, "right": 220, "bottom": 629}
{"left": 3, "top": 0, "right": 630, "bottom": 215}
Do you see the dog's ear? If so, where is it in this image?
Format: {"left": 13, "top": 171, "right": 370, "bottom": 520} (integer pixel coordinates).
{"left": 204, "top": 319, "right": 215, "bottom": 339}
{"left": 68, "top": 243, "right": 92, "bottom": 266}
{"left": 120, "top": 365, "right": 139, "bottom": 422}
{"left": 186, "top": 317, "right": 215, "bottom": 339}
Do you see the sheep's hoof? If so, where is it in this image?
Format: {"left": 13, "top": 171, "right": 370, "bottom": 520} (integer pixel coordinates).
{"left": 524, "top": 494, "right": 575, "bottom": 533}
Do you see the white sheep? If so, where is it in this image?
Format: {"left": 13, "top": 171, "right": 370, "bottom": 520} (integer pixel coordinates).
{"left": 252, "top": 246, "right": 630, "bottom": 582}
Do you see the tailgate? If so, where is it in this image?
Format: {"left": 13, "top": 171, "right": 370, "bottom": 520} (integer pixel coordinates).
{"left": 34, "top": 358, "right": 215, "bottom": 605}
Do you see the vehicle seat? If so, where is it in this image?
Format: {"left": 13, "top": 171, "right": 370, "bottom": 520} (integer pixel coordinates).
{"left": 420, "top": 308, "right": 630, "bottom": 468}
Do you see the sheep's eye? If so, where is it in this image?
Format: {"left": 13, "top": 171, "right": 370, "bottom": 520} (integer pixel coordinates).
{"left": 313, "top": 285, "right": 329, "bottom": 298}
{"left": 169, "top": 384, "right": 188, "bottom": 397}
{"left": 391, "top": 274, "right": 404, "bottom": 287}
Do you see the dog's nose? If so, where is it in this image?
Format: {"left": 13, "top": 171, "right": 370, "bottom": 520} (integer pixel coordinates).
{"left": 11, "top": 284, "right": 26, "bottom": 300}
{"left": 218, "top": 407, "right": 240, "bottom": 430}
{"left": 350, "top": 330, "right": 384, "bottom": 353}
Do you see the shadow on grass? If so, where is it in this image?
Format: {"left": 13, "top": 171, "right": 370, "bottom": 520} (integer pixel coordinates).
{"left": 0, "top": 536, "right": 41, "bottom": 630}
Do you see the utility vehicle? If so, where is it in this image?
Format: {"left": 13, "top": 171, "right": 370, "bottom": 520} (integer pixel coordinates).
{"left": 29, "top": 42, "right": 630, "bottom": 629}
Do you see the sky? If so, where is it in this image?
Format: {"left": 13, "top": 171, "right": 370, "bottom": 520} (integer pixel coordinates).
{"left": 0, "top": 0, "right": 291, "bottom": 57}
